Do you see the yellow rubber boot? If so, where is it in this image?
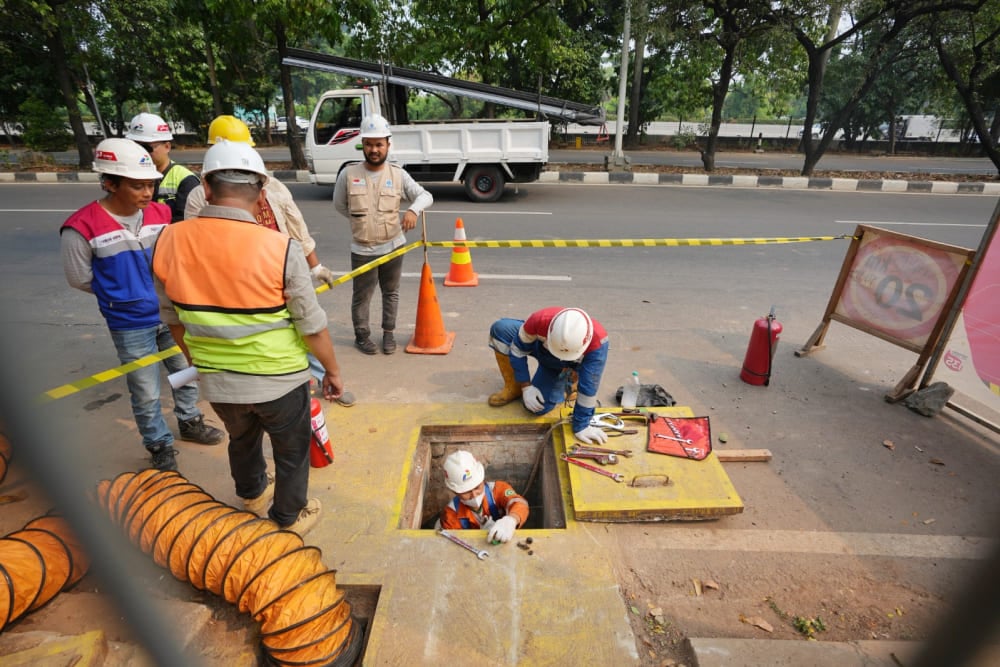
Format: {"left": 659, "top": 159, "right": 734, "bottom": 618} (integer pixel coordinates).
{"left": 488, "top": 351, "right": 522, "bottom": 407}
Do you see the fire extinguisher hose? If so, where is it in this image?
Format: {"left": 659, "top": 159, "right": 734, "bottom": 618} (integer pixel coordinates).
{"left": 96, "top": 469, "right": 363, "bottom": 666}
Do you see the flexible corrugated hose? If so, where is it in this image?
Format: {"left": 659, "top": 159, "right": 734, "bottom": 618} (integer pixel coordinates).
{"left": 96, "top": 469, "right": 363, "bottom": 666}
{"left": 0, "top": 513, "right": 89, "bottom": 632}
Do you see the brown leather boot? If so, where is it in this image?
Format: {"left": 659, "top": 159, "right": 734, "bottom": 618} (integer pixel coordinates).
{"left": 488, "top": 351, "right": 522, "bottom": 407}
{"left": 566, "top": 370, "right": 579, "bottom": 403}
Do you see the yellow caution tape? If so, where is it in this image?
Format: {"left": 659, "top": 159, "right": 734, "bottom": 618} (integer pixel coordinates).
{"left": 428, "top": 236, "right": 849, "bottom": 248}
{"left": 40, "top": 236, "right": 847, "bottom": 401}
{"left": 39, "top": 346, "right": 183, "bottom": 402}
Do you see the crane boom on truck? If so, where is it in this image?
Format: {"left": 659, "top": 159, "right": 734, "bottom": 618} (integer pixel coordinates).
{"left": 282, "top": 48, "right": 604, "bottom": 202}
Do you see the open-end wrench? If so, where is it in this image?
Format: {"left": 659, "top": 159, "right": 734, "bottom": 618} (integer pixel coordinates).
{"left": 655, "top": 433, "right": 693, "bottom": 445}
{"left": 564, "top": 450, "right": 618, "bottom": 465}
{"left": 438, "top": 530, "right": 490, "bottom": 560}
{"left": 569, "top": 444, "right": 634, "bottom": 458}
{"left": 560, "top": 453, "right": 625, "bottom": 482}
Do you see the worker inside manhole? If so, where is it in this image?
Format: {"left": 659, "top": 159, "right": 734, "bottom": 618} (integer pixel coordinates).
{"left": 435, "top": 450, "right": 529, "bottom": 543}
{"left": 406, "top": 426, "right": 565, "bottom": 532}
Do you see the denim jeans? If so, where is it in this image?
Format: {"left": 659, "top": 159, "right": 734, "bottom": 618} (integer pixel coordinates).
{"left": 109, "top": 323, "right": 202, "bottom": 451}
{"left": 211, "top": 382, "right": 311, "bottom": 527}
{"left": 350, "top": 252, "right": 402, "bottom": 339}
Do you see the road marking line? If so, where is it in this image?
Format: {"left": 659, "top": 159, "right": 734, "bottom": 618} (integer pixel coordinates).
{"left": 428, "top": 209, "right": 553, "bottom": 216}
{"left": 641, "top": 528, "right": 996, "bottom": 560}
{"left": 836, "top": 219, "right": 987, "bottom": 228}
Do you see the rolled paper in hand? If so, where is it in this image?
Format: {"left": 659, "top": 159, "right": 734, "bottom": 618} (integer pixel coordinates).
{"left": 168, "top": 366, "right": 199, "bottom": 389}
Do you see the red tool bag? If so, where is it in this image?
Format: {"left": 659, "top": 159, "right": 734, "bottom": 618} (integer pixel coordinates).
{"left": 646, "top": 415, "right": 712, "bottom": 461}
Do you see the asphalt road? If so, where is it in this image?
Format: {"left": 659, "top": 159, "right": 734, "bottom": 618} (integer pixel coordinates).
{"left": 1, "top": 181, "right": 997, "bottom": 662}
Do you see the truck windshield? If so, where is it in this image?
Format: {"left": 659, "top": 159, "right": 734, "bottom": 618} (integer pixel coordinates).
{"left": 315, "top": 96, "right": 363, "bottom": 146}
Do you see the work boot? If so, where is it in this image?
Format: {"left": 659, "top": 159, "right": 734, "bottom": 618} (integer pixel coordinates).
{"left": 565, "top": 369, "right": 579, "bottom": 403}
{"left": 149, "top": 444, "right": 178, "bottom": 472}
{"left": 284, "top": 498, "right": 321, "bottom": 537}
{"left": 355, "top": 336, "right": 377, "bottom": 355}
{"left": 243, "top": 472, "right": 275, "bottom": 517}
{"left": 336, "top": 390, "right": 356, "bottom": 407}
{"left": 382, "top": 331, "right": 397, "bottom": 355}
{"left": 178, "top": 415, "right": 225, "bottom": 445}
{"left": 311, "top": 377, "right": 356, "bottom": 407}
{"left": 488, "top": 351, "right": 522, "bottom": 407}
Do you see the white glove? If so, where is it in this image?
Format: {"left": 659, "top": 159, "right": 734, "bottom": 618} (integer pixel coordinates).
{"left": 482, "top": 517, "right": 496, "bottom": 532}
{"left": 574, "top": 425, "right": 609, "bottom": 445}
{"left": 487, "top": 515, "right": 518, "bottom": 544}
{"left": 522, "top": 386, "right": 545, "bottom": 412}
{"left": 310, "top": 263, "right": 335, "bottom": 287}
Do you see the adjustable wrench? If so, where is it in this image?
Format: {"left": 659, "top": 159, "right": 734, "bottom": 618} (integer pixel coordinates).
{"left": 561, "top": 454, "right": 625, "bottom": 482}
{"left": 564, "top": 450, "right": 618, "bottom": 465}
{"left": 569, "top": 444, "right": 634, "bottom": 458}
{"left": 438, "top": 530, "right": 490, "bottom": 560}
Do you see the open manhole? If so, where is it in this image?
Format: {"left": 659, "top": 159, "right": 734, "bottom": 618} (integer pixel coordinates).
{"left": 398, "top": 423, "right": 565, "bottom": 530}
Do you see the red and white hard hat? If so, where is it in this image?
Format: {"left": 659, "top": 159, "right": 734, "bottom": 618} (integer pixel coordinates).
{"left": 125, "top": 112, "right": 174, "bottom": 142}
{"left": 92, "top": 138, "right": 162, "bottom": 180}
{"left": 547, "top": 308, "right": 593, "bottom": 361}
{"left": 443, "top": 450, "right": 485, "bottom": 494}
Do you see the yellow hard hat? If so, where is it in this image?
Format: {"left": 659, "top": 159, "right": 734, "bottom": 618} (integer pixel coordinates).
{"left": 207, "top": 115, "right": 255, "bottom": 146}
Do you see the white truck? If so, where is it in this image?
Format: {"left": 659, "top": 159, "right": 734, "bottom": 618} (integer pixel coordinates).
{"left": 305, "top": 87, "right": 549, "bottom": 203}
{"left": 286, "top": 49, "right": 604, "bottom": 203}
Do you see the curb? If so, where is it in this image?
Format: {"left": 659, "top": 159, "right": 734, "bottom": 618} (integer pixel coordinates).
{"left": 538, "top": 170, "right": 1000, "bottom": 195}
{"left": 2, "top": 169, "right": 997, "bottom": 195}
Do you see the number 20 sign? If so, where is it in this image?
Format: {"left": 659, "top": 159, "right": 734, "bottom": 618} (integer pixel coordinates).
{"left": 833, "top": 226, "right": 973, "bottom": 352}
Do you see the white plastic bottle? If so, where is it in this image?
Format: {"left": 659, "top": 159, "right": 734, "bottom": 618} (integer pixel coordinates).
{"left": 621, "top": 371, "right": 640, "bottom": 411}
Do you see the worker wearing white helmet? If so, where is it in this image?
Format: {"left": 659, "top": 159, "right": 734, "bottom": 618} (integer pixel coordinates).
{"left": 488, "top": 307, "right": 611, "bottom": 445}
{"left": 125, "top": 112, "right": 199, "bottom": 222}
{"left": 60, "top": 138, "right": 224, "bottom": 473}
{"left": 183, "top": 115, "right": 356, "bottom": 408}
{"left": 152, "top": 139, "right": 346, "bottom": 538}
{"left": 439, "top": 450, "right": 529, "bottom": 544}
{"left": 333, "top": 113, "right": 433, "bottom": 356}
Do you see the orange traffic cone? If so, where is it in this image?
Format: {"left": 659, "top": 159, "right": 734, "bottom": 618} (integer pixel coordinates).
{"left": 443, "top": 218, "right": 479, "bottom": 287}
{"left": 405, "top": 261, "right": 456, "bottom": 355}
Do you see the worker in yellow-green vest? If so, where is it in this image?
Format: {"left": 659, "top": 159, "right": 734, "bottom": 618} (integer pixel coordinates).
{"left": 126, "top": 112, "right": 200, "bottom": 222}
{"left": 152, "top": 139, "right": 346, "bottom": 537}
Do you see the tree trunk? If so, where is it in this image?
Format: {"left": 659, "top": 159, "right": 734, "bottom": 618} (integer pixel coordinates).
{"left": 626, "top": 0, "right": 647, "bottom": 148}
{"left": 701, "top": 45, "right": 735, "bottom": 172}
{"left": 798, "top": 4, "right": 842, "bottom": 176}
{"left": 273, "top": 21, "right": 305, "bottom": 169}
{"left": 45, "top": 26, "right": 91, "bottom": 166}
{"left": 204, "top": 26, "right": 223, "bottom": 119}
{"left": 935, "top": 41, "right": 1000, "bottom": 173}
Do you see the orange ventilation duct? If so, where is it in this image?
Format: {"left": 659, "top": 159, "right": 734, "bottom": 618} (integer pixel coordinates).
{"left": 96, "top": 469, "right": 363, "bottom": 666}
{"left": 0, "top": 514, "right": 90, "bottom": 632}
{"left": 0, "top": 432, "right": 11, "bottom": 485}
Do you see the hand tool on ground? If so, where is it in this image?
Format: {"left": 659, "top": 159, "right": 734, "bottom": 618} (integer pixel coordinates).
{"left": 655, "top": 433, "right": 693, "bottom": 444}
{"left": 438, "top": 530, "right": 489, "bottom": 560}
{"left": 569, "top": 444, "right": 634, "bottom": 458}
{"left": 560, "top": 453, "right": 625, "bottom": 482}
{"left": 563, "top": 450, "right": 618, "bottom": 465}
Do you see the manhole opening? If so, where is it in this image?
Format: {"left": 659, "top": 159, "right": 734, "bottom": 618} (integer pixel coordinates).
{"left": 342, "top": 584, "right": 380, "bottom": 666}
{"left": 399, "top": 423, "right": 566, "bottom": 530}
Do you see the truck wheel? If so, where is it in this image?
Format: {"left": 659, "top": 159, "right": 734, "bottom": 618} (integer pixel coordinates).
{"left": 464, "top": 166, "right": 505, "bottom": 203}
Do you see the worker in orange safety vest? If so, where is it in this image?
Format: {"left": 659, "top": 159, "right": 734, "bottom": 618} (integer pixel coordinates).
{"left": 438, "top": 450, "right": 529, "bottom": 544}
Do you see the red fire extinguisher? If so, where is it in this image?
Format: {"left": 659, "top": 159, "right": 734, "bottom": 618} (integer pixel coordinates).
{"left": 740, "top": 306, "right": 782, "bottom": 386}
{"left": 309, "top": 398, "right": 335, "bottom": 468}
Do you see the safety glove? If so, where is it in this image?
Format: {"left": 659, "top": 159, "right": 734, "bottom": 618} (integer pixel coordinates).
{"left": 487, "top": 515, "right": 518, "bottom": 544}
{"left": 310, "top": 264, "right": 335, "bottom": 287}
{"left": 522, "top": 386, "right": 545, "bottom": 412}
{"left": 574, "top": 425, "right": 609, "bottom": 445}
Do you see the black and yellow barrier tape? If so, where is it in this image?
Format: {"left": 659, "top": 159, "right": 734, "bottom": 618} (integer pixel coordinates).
{"left": 427, "top": 235, "right": 849, "bottom": 248}
{"left": 40, "top": 346, "right": 183, "bottom": 402}
{"left": 39, "top": 235, "right": 849, "bottom": 401}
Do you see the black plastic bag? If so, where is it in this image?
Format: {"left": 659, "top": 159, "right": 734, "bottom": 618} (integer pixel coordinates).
{"left": 615, "top": 383, "right": 676, "bottom": 407}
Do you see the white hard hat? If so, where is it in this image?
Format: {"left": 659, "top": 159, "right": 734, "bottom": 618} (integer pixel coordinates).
{"left": 201, "top": 139, "right": 269, "bottom": 185}
{"left": 359, "top": 114, "right": 392, "bottom": 139}
{"left": 92, "top": 138, "right": 162, "bottom": 180}
{"left": 547, "top": 308, "right": 594, "bottom": 361}
{"left": 125, "top": 112, "right": 173, "bottom": 142}
{"left": 443, "top": 450, "right": 485, "bottom": 494}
